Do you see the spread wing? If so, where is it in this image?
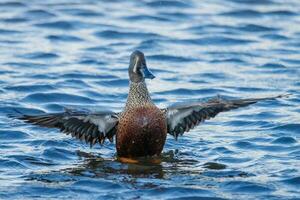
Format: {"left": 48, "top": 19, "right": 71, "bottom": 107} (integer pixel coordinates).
{"left": 17, "top": 109, "right": 119, "bottom": 147}
{"left": 164, "top": 94, "right": 288, "bottom": 139}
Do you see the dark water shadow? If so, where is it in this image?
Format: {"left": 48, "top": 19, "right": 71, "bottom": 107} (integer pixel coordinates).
{"left": 24, "top": 150, "right": 181, "bottom": 187}
{"left": 67, "top": 151, "right": 167, "bottom": 179}
{"left": 23, "top": 148, "right": 242, "bottom": 186}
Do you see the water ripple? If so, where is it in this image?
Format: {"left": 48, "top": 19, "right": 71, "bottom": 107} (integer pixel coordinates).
{"left": 94, "top": 30, "right": 161, "bottom": 39}
{"left": 22, "top": 93, "right": 96, "bottom": 104}
{"left": 47, "top": 34, "right": 83, "bottom": 42}
{"left": 35, "top": 21, "right": 76, "bottom": 30}
{"left": 19, "top": 52, "right": 59, "bottom": 60}
{"left": 24, "top": 9, "right": 56, "bottom": 19}
{"left": 182, "top": 36, "right": 255, "bottom": 46}
{"left": 146, "top": 0, "right": 192, "bottom": 8}
{"left": 0, "top": 130, "right": 29, "bottom": 140}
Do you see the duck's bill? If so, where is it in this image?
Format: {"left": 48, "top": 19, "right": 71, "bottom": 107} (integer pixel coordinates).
{"left": 141, "top": 67, "right": 155, "bottom": 79}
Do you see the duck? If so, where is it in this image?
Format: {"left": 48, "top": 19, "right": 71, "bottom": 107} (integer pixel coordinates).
{"left": 18, "top": 50, "right": 287, "bottom": 158}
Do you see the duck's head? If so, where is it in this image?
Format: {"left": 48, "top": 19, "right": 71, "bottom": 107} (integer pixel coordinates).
{"left": 128, "top": 50, "right": 155, "bottom": 83}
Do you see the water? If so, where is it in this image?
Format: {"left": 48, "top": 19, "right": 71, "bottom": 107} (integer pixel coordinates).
{"left": 0, "top": 0, "right": 300, "bottom": 199}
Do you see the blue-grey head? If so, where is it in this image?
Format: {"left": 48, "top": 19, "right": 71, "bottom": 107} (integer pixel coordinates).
{"left": 128, "top": 50, "right": 155, "bottom": 83}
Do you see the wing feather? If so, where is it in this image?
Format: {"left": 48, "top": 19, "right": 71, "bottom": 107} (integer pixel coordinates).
{"left": 165, "top": 94, "right": 288, "bottom": 139}
{"left": 18, "top": 110, "right": 119, "bottom": 147}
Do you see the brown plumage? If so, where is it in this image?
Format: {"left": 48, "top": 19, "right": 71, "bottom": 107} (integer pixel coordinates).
{"left": 14, "top": 50, "right": 288, "bottom": 158}
{"left": 116, "top": 105, "right": 167, "bottom": 157}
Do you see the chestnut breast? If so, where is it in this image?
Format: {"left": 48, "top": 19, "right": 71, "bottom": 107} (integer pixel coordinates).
{"left": 116, "top": 105, "right": 167, "bottom": 157}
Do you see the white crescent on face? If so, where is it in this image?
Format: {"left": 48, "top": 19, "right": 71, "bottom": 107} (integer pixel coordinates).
{"left": 133, "top": 56, "right": 140, "bottom": 73}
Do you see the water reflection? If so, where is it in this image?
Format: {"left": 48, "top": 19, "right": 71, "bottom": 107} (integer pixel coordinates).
{"left": 27, "top": 149, "right": 234, "bottom": 187}
{"left": 67, "top": 151, "right": 175, "bottom": 180}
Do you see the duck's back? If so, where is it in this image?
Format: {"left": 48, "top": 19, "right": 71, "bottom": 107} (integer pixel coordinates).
{"left": 116, "top": 105, "right": 167, "bottom": 157}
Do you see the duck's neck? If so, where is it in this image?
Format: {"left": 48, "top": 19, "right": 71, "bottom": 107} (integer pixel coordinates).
{"left": 125, "top": 81, "right": 153, "bottom": 109}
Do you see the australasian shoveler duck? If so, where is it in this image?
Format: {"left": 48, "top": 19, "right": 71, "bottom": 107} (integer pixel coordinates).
{"left": 18, "top": 50, "right": 288, "bottom": 158}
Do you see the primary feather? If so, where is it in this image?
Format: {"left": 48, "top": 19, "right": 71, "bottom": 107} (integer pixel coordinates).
{"left": 164, "top": 94, "right": 288, "bottom": 139}
{"left": 18, "top": 109, "right": 119, "bottom": 147}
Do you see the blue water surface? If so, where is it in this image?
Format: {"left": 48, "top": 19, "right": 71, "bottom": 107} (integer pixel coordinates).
{"left": 0, "top": 0, "right": 300, "bottom": 199}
